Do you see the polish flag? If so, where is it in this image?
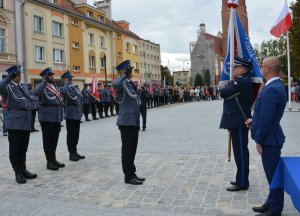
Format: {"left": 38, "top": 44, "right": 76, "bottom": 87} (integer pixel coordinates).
{"left": 227, "top": 0, "right": 238, "bottom": 8}
{"left": 91, "top": 73, "right": 100, "bottom": 101}
{"left": 270, "top": 1, "right": 292, "bottom": 38}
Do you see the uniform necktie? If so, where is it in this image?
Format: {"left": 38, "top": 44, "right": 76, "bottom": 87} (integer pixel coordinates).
{"left": 18, "top": 84, "right": 26, "bottom": 97}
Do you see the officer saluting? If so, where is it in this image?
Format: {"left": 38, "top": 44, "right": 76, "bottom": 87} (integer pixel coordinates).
{"left": 112, "top": 60, "right": 145, "bottom": 185}
{"left": 34, "top": 67, "right": 65, "bottom": 171}
{"left": 60, "top": 70, "right": 85, "bottom": 161}
{"left": 220, "top": 57, "right": 253, "bottom": 191}
{"left": 0, "top": 65, "right": 37, "bottom": 184}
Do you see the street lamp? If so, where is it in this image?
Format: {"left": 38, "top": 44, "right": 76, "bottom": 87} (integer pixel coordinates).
{"left": 102, "top": 54, "right": 107, "bottom": 85}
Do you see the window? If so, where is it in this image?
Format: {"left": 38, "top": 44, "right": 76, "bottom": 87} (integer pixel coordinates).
{"left": 87, "top": 11, "right": 93, "bottom": 18}
{"left": 89, "top": 56, "right": 95, "bottom": 68}
{"left": 72, "top": 42, "right": 79, "bottom": 48}
{"left": 133, "top": 45, "right": 138, "bottom": 54}
{"left": 52, "top": 21, "right": 63, "bottom": 37}
{"left": 88, "top": 33, "right": 94, "bottom": 45}
{"left": 100, "top": 58, "right": 105, "bottom": 68}
{"left": 34, "top": 16, "right": 43, "bottom": 32}
{"left": 48, "top": 0, "right": 56, "bottom": 4}
{"left": 126, "top": 43, "right": 130, "bottom": 52}
{"left": 99, "top": 16, "right": 104, "bottom": 22}
{"left": 73, "top": 66, "right": 80, "bottom": 71}
{"left": 71, "top": 19, "right": 79, "bottom": 26}
{"left": 0, "top": 0, "right": 3, "bottom": 8}
{"left": 53, "top": 49, "right": 64, "bottom": 63}
{"left": 100, "top": 36, "right": 105, "bottom": 48}
{"left": 134, "top": 62, "right": 138, "bottom": 70}
{"left": 35, "top": 46, "right": 44, "bottom": 61}
{"left": 0, "top": 28, "right": 5, "bottom": 53}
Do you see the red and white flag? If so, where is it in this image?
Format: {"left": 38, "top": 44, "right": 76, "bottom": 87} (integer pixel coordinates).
{"left": 227, "top": 0, "right": 238, "bottom": 8}
{"left": 270, "top": 1, "right": 292, "bottom": 38}
{"left": 91, "top": 73, "right": 100, "bottom": 101}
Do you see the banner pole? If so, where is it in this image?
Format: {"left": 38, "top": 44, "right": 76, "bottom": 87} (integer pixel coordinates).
{"left": 287, "top": 31, "right": 292, "bottom": 111}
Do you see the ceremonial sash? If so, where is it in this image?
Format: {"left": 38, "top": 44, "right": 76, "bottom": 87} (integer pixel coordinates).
{"left": 46, "top": 83, "right": 63, "bottom": 102}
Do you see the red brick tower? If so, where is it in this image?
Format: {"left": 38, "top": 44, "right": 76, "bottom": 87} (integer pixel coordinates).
{"left": 221, "top": 0, "right": 249, "bottom": 56}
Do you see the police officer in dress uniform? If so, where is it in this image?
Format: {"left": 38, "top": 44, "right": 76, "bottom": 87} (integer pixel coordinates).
{"left": 247, "top": 57, "right": 287, "bottom": 216}
{"left": 81, "top": 84, "right": 91, "bottom": 121}
{"left": 220, "top": 57, "right": 253, "bottom": 191}
{"left": 138, "top": 83, "right": 148, "bottom": 131}
{"left": 97, "top": 82, "right": 105, "bottom": 118}
{"left": 103, "top": 85, "right": 111, "bottom": 117}
{"left": 0, "top": 65, "right": 37, "bottom": 184}
{"left": 112, "top": 60, "right": 145, "bottom": 185}
{"left": 27, "top": 83, "right": 39, "bottom": 132}
{"left": 60, "top": 71, "right": 85, "bottom": 161}
{"left": 34, "top": 67, "right": 65, "bottom": 171}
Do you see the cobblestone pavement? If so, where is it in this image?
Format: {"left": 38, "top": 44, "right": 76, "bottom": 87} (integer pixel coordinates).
{"left": 0, "top": 101, "right": 299, "bottom": 216}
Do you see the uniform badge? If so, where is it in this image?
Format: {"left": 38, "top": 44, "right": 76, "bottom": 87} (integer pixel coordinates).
{"left": 234, "top": 81, "right": 237, "bottom": 85}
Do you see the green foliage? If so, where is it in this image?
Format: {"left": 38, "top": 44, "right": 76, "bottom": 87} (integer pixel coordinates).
{"left": 290, "top": 0, "right": 300, "bottom": 79}
{"left": 253, "top": 36, "right": 288, "bottom": 74}
{"left": 161, "top": 65, "right": 173, "bottom": 86}
{"left": 204, "top": 70, "right": 211, "bottom": 85}
{"left": 194, "top": 73, "right": 203, "bottom": 86}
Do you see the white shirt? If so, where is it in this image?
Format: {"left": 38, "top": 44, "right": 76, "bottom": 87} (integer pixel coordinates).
{"left": 266, "top": 77, "right": 280, "bottom": 86}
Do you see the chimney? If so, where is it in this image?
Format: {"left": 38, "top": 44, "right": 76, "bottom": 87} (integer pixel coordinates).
{"left": 197, "top": 23, "right": 206, "bottom": 38}
{"left": 94, "top": 0, "right": 112, "bottom": 19}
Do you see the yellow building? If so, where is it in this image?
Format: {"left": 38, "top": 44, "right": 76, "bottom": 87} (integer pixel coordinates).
{"left": 22, "top": 0, "right": 142, "bottom": 87}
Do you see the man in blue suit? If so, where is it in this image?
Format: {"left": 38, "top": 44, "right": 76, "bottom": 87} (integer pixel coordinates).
{"left": 220, "top": 57, "right": 253, "bottom": 192}
{"left": 0, "top": 65, "right": 37, "bottom": 184}
{"left": 112, "top": 60, "right": 145, "bottom": 185}
{"left": 246, "top": 57, "right": 286, "bottom": 216}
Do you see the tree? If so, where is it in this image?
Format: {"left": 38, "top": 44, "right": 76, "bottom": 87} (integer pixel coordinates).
{"left": 161, "top": 65, "right": 173, "bottom": 86}
{"left": 253, "top": 36, "right": 288, "bottom": 74}
{"left": 204, "top": 69, "right": 211, "bottom": 85}
{"left": 290, "top": 0, "right": 300, "bottom": 79}
{"left": 194, "top": 73, "right": 203, "bottom": 87}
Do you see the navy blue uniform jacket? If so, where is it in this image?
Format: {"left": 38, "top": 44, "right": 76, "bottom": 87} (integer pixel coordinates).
{"left": 220, "top": 74, "right": 253, "bottom": 129}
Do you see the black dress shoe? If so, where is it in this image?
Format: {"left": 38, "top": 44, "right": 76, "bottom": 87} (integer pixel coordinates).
{"left": 15, "top": 173, "right": 27, "bottom": 184}
{"left": 134, "top": 175, "right": 145, "bottom": 181}
{"left": 253, "top": 204, "right": 269, "bottom": 213}
{"left": 93, "top": 117, "right": 99, "bottom": 120}
{"left": 75, "top": 152, "right": 85, "bottom": 159}
{"left": 47, "top": 162, "right": 59, "bottom": 171}
{"left": 54, "top": 160, "right": 65, "bottom": 168}
{"left": 255, "top": 211, "right": 281, "bottom": 216}
{"left": 22, "top": 169, "right": 37, "bottom": 179}
{"left": 142, "top": 128, "right": 146, "bottom": 131}
{"left": 32, "top": 128, "right": 39, "bottom": 132}
{"left": 230, "top": 181, "right": 237, "bottom": 186}
{"left": 125, "top": 178, "right": 143, "bottom": 185}
{"left": 69, "top": 154, "right": 79, "bottom": 161}
{"left": 226, "top": 185, "right": 248, "bottom": 191}
{"left": 86, "top": 119, "right": 91, "bottom": 122}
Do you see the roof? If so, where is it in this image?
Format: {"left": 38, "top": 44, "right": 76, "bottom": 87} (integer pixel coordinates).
{"left": 32, "top": 0, "right": 140, "bottom": 39}
{"left": 205, "top": 33, "right": 223, "bottom": 56}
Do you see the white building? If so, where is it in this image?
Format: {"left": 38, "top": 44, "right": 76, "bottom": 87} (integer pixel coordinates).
{"left": 139, "top": 39, "right": 161, "bottom": 83}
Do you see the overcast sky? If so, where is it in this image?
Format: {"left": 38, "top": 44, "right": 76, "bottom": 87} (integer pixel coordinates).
{"left": 87, "top": 0, "right": 294, "bottom": 71}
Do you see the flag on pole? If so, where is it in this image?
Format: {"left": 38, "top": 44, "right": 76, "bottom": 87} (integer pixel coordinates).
{"left": 91, "top": 73, "right": 100, "bottom": 101}
{"left": 149, "top": 80, "right": 153, "bottom": 95}
{"left": 227, "top": 0, "right": 238, "bottom": 8}
{"left": 270, "top": 1, "right": 292, "bottom": 38}
{"left": 220, "top": 9, "right": 263, "bottom": 101}
{"left": 163, "top": 76, "right": 166, "bottom": 88}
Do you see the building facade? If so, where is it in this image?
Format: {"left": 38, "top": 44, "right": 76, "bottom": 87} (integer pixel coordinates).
{"left": 0, "top": 0, "right": 17, "bottom": 80}
{"left": 173, "top": 70, "right": 190, "bottom": 86}
{"left": 139, "top": 39, "right": 161, "bottom": 83}
{"left": 190, "top": 0, "right": 249, "bottom": 86}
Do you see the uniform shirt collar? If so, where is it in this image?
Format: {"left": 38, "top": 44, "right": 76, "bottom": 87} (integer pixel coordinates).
{"left": 11, "top": 81, "right": 19, "bottom": 86}
{"left": 266, "top": 77, "right": 280, "bottom": 86}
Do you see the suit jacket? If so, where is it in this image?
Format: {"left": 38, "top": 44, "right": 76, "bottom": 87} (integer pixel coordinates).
{"left": 220, "top": 73, "right": 253, "bottom": 129}
{"left": 60, "top": 82, "right": 82, "bottom": 120}
{"left": 251, "top": 79, "right": 286, "bottom": 146}
{"left": 112, "top": 75, "right": 140, "bottom": 127}
{"left": 0, "top": 77, "right": 34, "bottom": 131}
{"left": 34, "top": 80, "right": 63, "bottom": 123}
{"left": 103, "top": 88, "right": 111, "bottom": 102}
